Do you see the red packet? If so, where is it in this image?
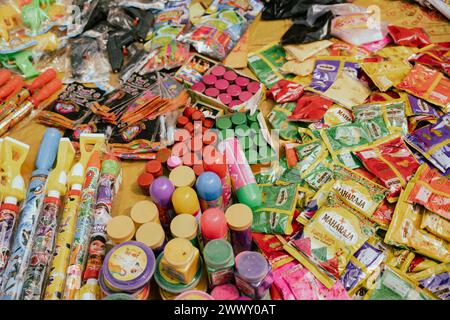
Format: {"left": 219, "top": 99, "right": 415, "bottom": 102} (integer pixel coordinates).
{"left": 409, "top": 42, "right": 450, "bottom": 76}
{"left": 267, "top": 79, "right": 304, "bottom": 103}
{"left": 396, "top": 64, "right": 450, "bottom": 110}
{"left": 387, "top": 25, "right": 432, "bottom": 48}
{"left": 252, "top": 233, "right": 294, "bottom": 269}
{"left": 355, "top": 135, "right": 420, "bottom": 202}
{"left": 288, "top": 94, "right": 334, "bottom": 122}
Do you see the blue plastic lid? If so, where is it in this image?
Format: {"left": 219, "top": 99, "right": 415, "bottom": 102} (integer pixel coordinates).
{"left": 32, "top": 128, "right": 61, "bottom": 176}
{"left": 195, "top": 172, "right": 222, "bottom": 201}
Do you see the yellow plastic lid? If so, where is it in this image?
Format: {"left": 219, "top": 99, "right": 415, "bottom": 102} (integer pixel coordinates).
{"left": 225, "top": 204, "right": 253, "bottom": 231}
{"left": 136, "top": 222, "right": 166, "bottom": 250}
{"left": 170, "top": 214, "right": 198, "bottom": 241}
{"left": 164, "top": 238, "right": 195, "bottom": 267}
{"left": 130, "top": 200, "right": 159, "bottom": 227}
{"left": 169, "top": 166, "right": 196, "bottom": 188}
{"left": 107, "top": 215, "right": 135, "bottom": 244}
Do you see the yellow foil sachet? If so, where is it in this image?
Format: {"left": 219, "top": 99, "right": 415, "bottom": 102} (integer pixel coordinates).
{"left": 284, "top": 40, "right": 334, "bottom": 62}
{"left": 361, "top": 59, "right": 413, "bottom": 92}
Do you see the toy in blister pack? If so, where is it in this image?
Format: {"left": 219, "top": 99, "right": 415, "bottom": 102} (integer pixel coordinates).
{"left": 409, "top": 42, "right": 450, "bottom": 76}
{"left": 252, "top": 184, "right": 299, "bottom": 235}
{"left": 285, "top": 192, "right": 376, "bottom": 288}
{"left": 37, "top": 82, "right": 106, "bottom": 130}
{"left": 174, "top": 53, "right": 217, "bottom": 86}
{"left": 387, "top": 25, "right": 432, "bottom": 48}
{"left": 407, "top": 164, "right": 450, "bottom": 221}
{"left": 410, "top": 263, "right": 450, "bottom": 300}
{"left": 288, "top": 94, "right": 334, "bottom": 123}
{"left": 266, "top": 80, "right": 304, "bottom": 104}
{"left": 405, "top": 113, "right": 450, "bottom": 175}
{"left": 385, "top": 181, "right": 450, "bottom": 263}
{"left": 355, "top": 135, "right": 420, "bottom": 203}
{"left": 396, "top": 64, "right": 450, "bottom": 112}
{"left": 142, "top": 41, "right": 191, "bottom": 72}
{"left": 361, "top": 59, "right": 412, "bottom": 92}
{"left": 363, "top": 265, "right": 436, "bottom": 300}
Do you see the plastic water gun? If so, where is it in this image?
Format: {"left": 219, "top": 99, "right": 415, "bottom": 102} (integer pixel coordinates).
{"left": 0, "top": 68, "right": 62, "bottom": 136}
{"left": 21, "top": 138, "right": 75, "bottom": 300}
{"left": 0, "top": 4, "right": 20, "bottom": 43}
{"left": 43, "top": 134, "right": 106, "bottom": 300}
{"left": 0, "top": 137, "right": 30, "bottom": 280}
{"left": 62, "top": 134, "right": 105, "bottom": 300}
{"left": 0, "top": 50, "right": 39, "bottom": 79}
{"left": 0, "top": 128, "right": 61, "bottom": 300}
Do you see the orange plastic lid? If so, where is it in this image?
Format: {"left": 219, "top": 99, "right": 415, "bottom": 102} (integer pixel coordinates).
{"left": 107, "top": 215, "right": 135, "bottom": 244}
{"left": 169, "top": 166, "right": 196, "bottom": 187}
{"left": 130, "top": 200, "right": 159, "bottom": 227}
{"left": 225, "top": 204, "right": 253, "bottom": 231}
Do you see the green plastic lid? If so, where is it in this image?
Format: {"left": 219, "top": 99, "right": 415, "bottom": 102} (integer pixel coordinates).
{"left": 245, "top": 148, "right": 258, "bottom": 165}
{"left": 219, "top": 129, "right": 234, "bottom": 141}
{"left": 203, "top": 239, "right": 234, "bottom": 268}
{"left": 236, "top": 184, "right": 262, "bottom": 210}
{"left": 238, "top": 136, "right": 253, "bottom": 150}
{"left": 250, "top": 121, "right": 260, "bottom": 132}
{"left": 216, "top": 117, "right": 232, "bottom": 130}
{"left": 235, "top": 125, "right": 250, "bottom": 137}
{"left": 231, "top": 112, "right": 247, "bottom": 126}
{"left": 247, "top": 111, "right": 259, "bottom": 122}
{"left": 254, "top": 132, "right": 267, "bottom": 147}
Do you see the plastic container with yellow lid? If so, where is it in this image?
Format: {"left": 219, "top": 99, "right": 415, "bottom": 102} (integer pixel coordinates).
{"left": 169, "top": 166, "right": 196, "bottom": 188}
{"left": 106, "top": 215, "right": 136, "bottom": 245}
{"left": 225, "top": 204, "right": 253, "bottom": 255}
{"left": 160, "top": 238, "right": 200, "bottom": 284}
{"left": 136, "top": 222, "right": 167, "bottom": 256}
{"left": 170, "top": 214, "right": 199, "bottom": 247}
{"left": 130, "top": 200, "right": 160, "bottom": 228}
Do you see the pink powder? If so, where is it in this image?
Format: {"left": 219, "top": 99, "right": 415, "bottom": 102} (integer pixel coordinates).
{"left": 210, "top": 284, "right": 240, "bottom": 300}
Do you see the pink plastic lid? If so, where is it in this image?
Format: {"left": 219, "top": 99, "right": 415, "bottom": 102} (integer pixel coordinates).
{"left": 247, "top": 82, "right": 260, "bottom": 94}
{"left": 191, "top": 82, "right": 206, "bottom": 93}
{"left": 203, "top": 74, "right": 217, "bottom": 86}
{"left": 205, "top": 87, "right": 220, "bottom": 98}
{"left": 167, "top": 156, "right": 182, "bottom": 169}
{"left": 211, "top": 284, "right": 240, "bottom": 300}
{"left": 235, "top": 77, "right": 250, "bottom": 87}
{"left": 227, "top": 84, "right": 241, "bottom": 97}
{"left": 200, "top": 208, "right": 228, "bottom": 240}
{"left": 218, "top": 93, "right": 232, "bottom": 105}
{"left": 210, "top": 65, "right": 226, "bottom": 77}
{"left": 223, "top": 70, "right": 238, "bottom": 82}
{"left": 215, "top": 79, "right": 229, "bottom": 91}
{"left": 239, "top": 91, "right": 253, "bottom": 103}
{"left": 228, "top": 100, "right": 242, "bottom": 108}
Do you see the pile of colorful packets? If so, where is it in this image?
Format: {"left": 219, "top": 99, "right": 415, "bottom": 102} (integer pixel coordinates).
{"left": 0, "top": 0, "right": 449, "bottom": 301}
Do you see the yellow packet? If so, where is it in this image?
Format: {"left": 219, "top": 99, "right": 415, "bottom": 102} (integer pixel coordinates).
{"left": 284, "top": 40, "right": 333, "bottom": 62}
{"left": 323, "top": 105, "right": 354, "bottom": 126}
{"left": 420, "top": 211, "right": 450, "bottom": 242}
{"left": 297, "top": 180, "right": 335, "bottom": 226}
{"left": 376, "top": 46, "right": 419, "bottom": 60}
{"left": 285, "top": 190, "right": 376, "bottom": 288}
{"left": 385, "top": 182, "right": 450, "bottom": 263}
{"left": 281, "top": 59, "right": 316, "bottom": 77}
{"left": 361, "top": 59, "right": 413, "bottom": 92}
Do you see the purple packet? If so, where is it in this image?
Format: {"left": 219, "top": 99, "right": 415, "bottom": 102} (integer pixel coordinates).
{"left": 415, "top": 268, "right": 449, "bottom": 300}
{"left": 407, "top": 94, "right": 441, "bottom": 118}
{"left": 341, "top": 242, "right": 384, "bottom": 294}
{"left": 309, "top": 60, "right": 360, "bottom": 94}
{"left": 405, "top": 113, "right": 450, "bottom": 174}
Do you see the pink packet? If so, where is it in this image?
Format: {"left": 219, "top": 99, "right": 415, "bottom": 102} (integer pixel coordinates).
{"left": 360, "top": 36, "right": 392, "bottom": 52}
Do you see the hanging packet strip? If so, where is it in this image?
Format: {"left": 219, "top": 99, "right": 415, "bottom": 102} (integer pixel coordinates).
{"left": 355, "top": 135, "right": 420, "bottom": 203}
{"left": 284, "top": 191, "right": 376, "bottom": 288}
{"left": 37, "top": 83, "right": 105, "bottom": 130}
{"left": 407, "top": 164, "right": 450, "bottom": 220}
{"left": 341, "top": 242, "right": 385, "bottom": 296}
{"left": 252, "top": 184, "right": 299, "bottom": 235}
{"left": 272, "top": 261, "right": 350, "bottom": 300}
{"left": 396, "top": 64, "right": 450, "bottom": 112}
{"left": 361, "top": 59, "right": 412, "bottom": 92}
{"left": 405, "top": 114, "right": 450, "bottom": 175}
{"left": 385, "top": 181, "right": 450, "bottom": 263}
{"left": 331, "top": 164, "right": 388, "bottom": 227}
{"left": 420, "top": 211, "right": 450, "bottom": 242}
{"left": 363, "top": 265, "right": 436, "bottom": 300}
{"left": 410, "top": 263, "right": 450, "bottom": 300}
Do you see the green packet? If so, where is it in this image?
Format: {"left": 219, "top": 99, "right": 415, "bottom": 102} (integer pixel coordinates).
{"left": 267, "top": 102, "right": 301, "bottom": 141}
{"left": 353, "top": 99, "right": 408, "bottom": 136}
{"left": 252, "top": 184, "right": 299, "bottom": 235}
{"left": 363, "top": 265, "right": 436, "bottom": 300}
{"left": 248, "top": 42, "right": 295, "bottom": 89}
